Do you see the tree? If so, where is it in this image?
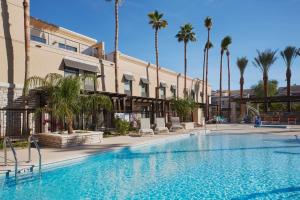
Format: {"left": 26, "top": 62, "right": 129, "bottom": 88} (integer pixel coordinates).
{"left": 27, "top": 74, "right": 112, "bottom": 134}
{"left": 148, "top": 10, "right": 168, "bottom": 99}
{"left": 171, "top": 98, "right": 196, "bottom": 122}
{"left": 106, "top": 0, "right": 122, "bottom": 93}
{"left": 176, "top": 23, "right": 196, "bottom": 97}
{"left": 219, "top": 36, "right": 232, "bottom": 117}
{"left": 280, "top": 46, "right": 298, "bottom": 112}
{"left": 204, "top": 17, "right": 212, "bottom": 120}
{"left": 201, "top": 42, "right": 213, "bottom": 104}
{"left": 236, "top": 57, "right": 248, "bottom": 99}
{"left": 253, "top": 49, "right": 277, "bottom": 112}
{"left": 225, "top": 37, "right": 232, "bottom": 121}
{"left": 251, "top": 80, "right": 278, "bottom": 98}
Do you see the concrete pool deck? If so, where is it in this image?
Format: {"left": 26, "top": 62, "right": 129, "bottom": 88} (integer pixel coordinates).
{"left": 1, "top": 124, "right": 300, "bottom": 173}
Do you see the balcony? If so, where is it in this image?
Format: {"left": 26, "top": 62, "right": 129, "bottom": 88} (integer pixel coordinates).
{"left": 30, "top": 27, "right": 98, "bottom": 58}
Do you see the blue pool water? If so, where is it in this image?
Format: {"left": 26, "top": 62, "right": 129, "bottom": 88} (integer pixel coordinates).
{"left": 1, "top": 133, "right": 300, "bottom": 200}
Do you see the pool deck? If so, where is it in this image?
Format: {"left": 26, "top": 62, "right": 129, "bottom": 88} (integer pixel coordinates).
{"left": 1, "top": 124, "right": 300, "bottom": 173}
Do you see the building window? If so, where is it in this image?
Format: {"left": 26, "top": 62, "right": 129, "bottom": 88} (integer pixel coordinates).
{"left": 124, "top": 80, "right": 132, "bottom": 96}
{"left": 31, "top": 35, "right": 46, "bottom": 44}
{"left": 64, "top": 67, "right": 79, "bottom": 77}
{"left": 141, "top": 83, "right": 149, "bottom": 97}
{"left": 171, "top": 87, "right": 176, "bottom": 98}
{"left": 159, "top": 87, "right": 166, "bottom": 99}
{"left": 84, "top": 71, "right": 95, "bottom": 91}
{"left": 59, "top": 43, "right": 78, "bottom": 52}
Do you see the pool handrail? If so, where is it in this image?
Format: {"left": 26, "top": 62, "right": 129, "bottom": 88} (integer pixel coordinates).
{"left": 28, "top": 135, "right": 42, "bottom": 173}
{"left": 3, "top": 137, "right": 18, "bottom": 178}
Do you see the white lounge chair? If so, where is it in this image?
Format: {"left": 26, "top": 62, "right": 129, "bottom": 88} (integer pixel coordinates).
{"left": 155, "top": 118, "right": 169, "bottom": 134}
{"left": 139, "top": 118, "right": 154, "bottom": 136}
{"left": 170, "top": 117, "right": 184, "bottom": 132}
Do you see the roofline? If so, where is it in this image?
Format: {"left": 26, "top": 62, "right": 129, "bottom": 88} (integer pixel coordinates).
{"left": 110, "top": 51, "right": 206, "bottom": 84}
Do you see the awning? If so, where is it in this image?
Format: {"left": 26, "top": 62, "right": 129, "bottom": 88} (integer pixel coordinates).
{"left": 123, "top": 74, "right": 135, "bottom": 81}
{"left": 160, "top": 82, "right": 167, "bottom": 88}
{"left": 171, "top": 85, "right": 177, "bottom": 90}
{"left": 140, "top": 78, "right": 149, "bottom": 84}
{"left": 63, "top": 58, "right": 100, "bottom": 73}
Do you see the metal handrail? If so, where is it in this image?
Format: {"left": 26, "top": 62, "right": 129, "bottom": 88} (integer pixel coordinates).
{"left": 3, "top": 137, "right": 18, "bottom": 178}
{"left": 28, "top": 135, "right": 42, "bottom": 173}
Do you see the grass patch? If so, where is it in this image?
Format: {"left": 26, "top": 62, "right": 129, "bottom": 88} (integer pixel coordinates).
{"left": 0, "top": 140, "right": 28, "bottom": 149}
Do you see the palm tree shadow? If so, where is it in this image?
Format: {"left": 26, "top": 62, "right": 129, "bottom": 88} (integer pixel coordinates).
{"left": 232, "top": 186, "right": 300, "bottom": 200}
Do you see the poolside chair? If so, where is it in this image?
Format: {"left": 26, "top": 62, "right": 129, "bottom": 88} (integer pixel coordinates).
{"left": 155, "top": 118, "right": 169, "bottom": 134}
{"left": 271, "top": 116, "right": 280, "bottom": 125}
{"left": 288, "top": 116, "right": 297, "bottom": 125}
{"left": 139, "top": 118, "right": 154, "bottom": 136}
{"left": 170, "top": 117, "right": 184, "bottom": 132}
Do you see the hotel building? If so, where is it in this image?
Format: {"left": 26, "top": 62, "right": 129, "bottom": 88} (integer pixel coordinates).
{"left": 0, "top": 0, "right": 211, "bottom": 135}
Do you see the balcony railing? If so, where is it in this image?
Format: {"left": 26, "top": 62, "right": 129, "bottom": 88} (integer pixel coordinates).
{"left": 30, "top": 27, "right": 98, "bottom": 58}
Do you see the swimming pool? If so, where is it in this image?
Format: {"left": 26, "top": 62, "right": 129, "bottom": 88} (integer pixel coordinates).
{"left": 1, "top": 133, "right": 300, "bottom": 200}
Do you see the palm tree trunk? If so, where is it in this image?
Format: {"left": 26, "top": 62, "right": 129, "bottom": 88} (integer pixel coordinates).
{"left": 227, "top": 51, "right": 231, "bottom": 122}
{"left": 114, "top": 0, "right": 119, "bottom": 93}
{"left": 184, "top": 42, "right": 187, "bottom": 98}
{"left": 67, "top": 118, "right": 74, "bottom": 134}
{"left": 219, "top": 51, "right": 224, "bottom": 117}
{"left": 240, "top": 77, "right": 244, "bottom": 99}
{"left": 263, "top": 73, "right": 268, "bottom": 112}
{"left": 23, "top": 0, "right": 30, "bottom": 134}
{"left": 201, "top": 48, "right": 206, "bottom": 104}
{"left": 286, "top": 67, "right": 291, "bottom": 112}
{"left": 155, "top": 29, "right": 159, "bottom": 99}
{"left": 240, "top": 76, "right": 244, "bottom": 119}
{"left": 205, "top": 29, "right": 210, "bottom": 120}
{"left": 155, "top": 28, "right": 159, "bottom": 118}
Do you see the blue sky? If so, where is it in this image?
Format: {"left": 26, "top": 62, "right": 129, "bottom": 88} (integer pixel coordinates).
{"left": 31, "top": 0, "right": 300, "bottom": 90}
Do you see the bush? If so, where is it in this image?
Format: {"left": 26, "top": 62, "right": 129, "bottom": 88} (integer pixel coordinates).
{"left": 114, "top": 118, "right": 130, "bottom": 135}
{"left": 171, "top": 97, "right": 196, "bottom": 122}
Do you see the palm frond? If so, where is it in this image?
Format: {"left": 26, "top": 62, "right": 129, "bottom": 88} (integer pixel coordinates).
{"left": 237, "top": 57, "right": 248, "bottom": 76}
{"left": 221, "top": 36, "right": 232, "bottom": 50}
{"left": 253, "top": 49, "right": 277, "bottom": 75}
{"left": 204, "top": 17, "right": 212, "bottom": 29}
{"left": 148, "top": 10, "right": 168, "bottom": 30}
{"left": 280, "top": 46, "right": 298, "bottom": 69}
{"left": 175, "top": 23, "right": 196, "bottom": 43}
{"left": 205, "top": 41, "right": 213, "bottom": 49}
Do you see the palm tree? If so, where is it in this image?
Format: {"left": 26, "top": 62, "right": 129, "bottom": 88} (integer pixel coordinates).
{"left": 237, "top": 57, "right": 248, "bottom": 99}
{"left": 202, "top": 42, "right": 213, "bottom": 110}
{"left": 225, "top": 37, "right": 232, "bottom": 121}
{"left": 219, "top": 36, "right": 231, "bottom": 117}
{"left": 204, "top": 17, "right": 212, "bottom": 120}
{"left": 253, "top": 49, "right": 277, "bottom": 112}
{"left": 22, "top": 0, "right": 30, "bottom": 134}
{"left": 27, "top": 74, "right": 112, "bottom": 134}
{"left": 148, "top": 10, "right": 168, "bottom": 99}
{"left": 280, "top": 46, "right": 298, "bottom": 112}
{"left": 176, "top": 23, "right": 196, "bottom": 98}
{"left": 106, "top": 0, "right": 122, "bottom": 93}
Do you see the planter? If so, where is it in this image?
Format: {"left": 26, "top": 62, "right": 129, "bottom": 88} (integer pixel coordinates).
{"left": 36, "top": 131, "right": 103, "bottom": 148}
{"left": 181, "top": 122, "right": 194, "bottom": 130}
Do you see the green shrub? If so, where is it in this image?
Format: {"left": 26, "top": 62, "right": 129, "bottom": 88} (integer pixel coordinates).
{"left": 114, "top": 118, "right": 130, "bottom": 135}
{"left": 171, "top": 97, "right": 196, "bottom": 122}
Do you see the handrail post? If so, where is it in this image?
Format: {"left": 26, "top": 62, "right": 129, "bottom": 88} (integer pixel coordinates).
{"left": 3, "top": 137, "right": 7, "bottom": 166}
{"left": 28, "top": 135, "right": 31, "bottom": 162}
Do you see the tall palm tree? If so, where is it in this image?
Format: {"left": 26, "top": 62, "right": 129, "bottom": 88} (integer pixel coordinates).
{"left": 237, "top": 57, "right": 248, "bottom": 99}
{"left": 148, "top": 10, "right": 168, "bottom": 99}
{"left": 201, "top": 42, "right": 213, "bottom": 102}
{"left": 280, "top": 46, "right": 298, "bottom": 112}
{"left": 22, "top": 0, "right": 30, "bottom": 134}
{"left": 204, "top": 17, "right": 212, "bottom": 120}
{"left": 106, "top": 0, "right": 122, "bottom": 93}
{"left": 225, "top": 38, "right": 232, "bottom": 121}
{"left": 176, "top": 23, "right": 196, "bottom": 98}
{"left": 219, "top": 36, "right": 231, "bottom": 117}
{"left": 253, "top": 49, "right": 277, "bottom": 112}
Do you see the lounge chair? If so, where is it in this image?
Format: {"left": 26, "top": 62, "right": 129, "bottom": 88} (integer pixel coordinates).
{"left": 271, "top": 116, "right": 280, "bottom": 124}
{"left": 170, "top": 117, "right": 184, "bottom": 132}
{"left": 288, "top": 116, "right": 297, "bottom": 125}
{"left": 138, "top": 118, "right": 154, "bottom": 136}
{"left": 155, "top": 118, "right": 169, "bottom": 134}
